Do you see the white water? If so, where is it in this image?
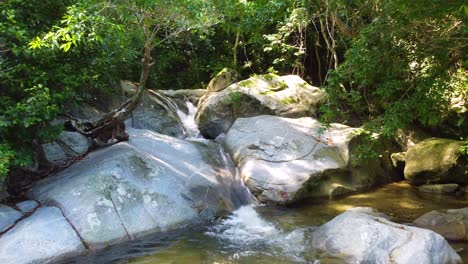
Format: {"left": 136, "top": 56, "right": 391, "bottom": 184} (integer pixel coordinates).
{"left": 176, "top": 101, "right": 201, "bottom": 139}
{"left": 206, "top": 205, "right": 308, "bottom": 262}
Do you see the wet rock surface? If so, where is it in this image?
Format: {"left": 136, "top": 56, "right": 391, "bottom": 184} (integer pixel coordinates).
{"left": 28, "top": 128, "right": 252, "bottom": 249}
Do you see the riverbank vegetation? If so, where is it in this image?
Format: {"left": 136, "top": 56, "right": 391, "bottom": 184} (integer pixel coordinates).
{"left": 0, "top": 0, "right": 466, "bottom": 180}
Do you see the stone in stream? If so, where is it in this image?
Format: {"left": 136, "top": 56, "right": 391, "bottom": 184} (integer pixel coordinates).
{"left": 0, "top": 206, "right": 86, "bottom": 264}
{"left": 417, "top": 184, "right": 460, "bottom": 194}
{"left": 28, "top": 128, "right": 252, "bottom": 249}
{"left": 196, "top": 74, "right": 326, "bottom": 139}
{"left": 0, "top": 205, "right": 22, "bottom": 233}
{"left": 223, "top": 115, "right": 400, "bottom": 204}
{"left": 310, "top": 207, "right": 462, "bottom": 264}
{"left": 413, "top": 207, "right": 468, "bottom": 241}
{"left": 404, "top": 138, "right": 468, "bottom": 185}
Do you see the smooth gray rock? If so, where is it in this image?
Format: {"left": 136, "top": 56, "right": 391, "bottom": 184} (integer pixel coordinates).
{"left": 126, "top": 91, "right": 185, "bottom": 138}
{"left": 40, "top": 131, "right": 92, "bottom": 166}
{"left": 57, "top": 131, "right": 93, "bottom": 155}
{"left": 41, "top": 142, "right": 68, "bottom": 165}
{"left": 196, "top": 74, "right": 326, "bottom": 139}
{"left": 418, "top": 184, "right": 460, "bottom": 194}
{"left": 0, "top": 205, "right": 22, "bottom": 233}
{"left": 413, "top": 208, "right": 468, "bottom": 241}
{"left": 29, "top": 128, "right": 251, "bottom": 249}
{"left": 310, "top": 207, "right": 462, "bottom": 264}
{"left": 0, "top": 206, "right": 85, "bottom": 264}
{"left": 223, "top": 115, "right": 399, "bottom": 204}
{"left": 16, "top": 200, "right": 39, "bottom": 213}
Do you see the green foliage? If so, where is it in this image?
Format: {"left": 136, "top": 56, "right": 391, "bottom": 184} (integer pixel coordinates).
{"left": 225, "top": 90, "right": 244, "bottom": 116}
{"left": 460, "top": 141, "right": 468, "bottom": 157}
{"left": 321, "top": 0, "right": 467, "bottom": 137}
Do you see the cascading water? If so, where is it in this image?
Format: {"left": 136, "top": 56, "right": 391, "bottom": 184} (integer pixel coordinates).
{"left": 206, "top": 205, "right": 310, "bottom": 263}
{"left": 176, "top": 101, "right": 201, "bottom": 139}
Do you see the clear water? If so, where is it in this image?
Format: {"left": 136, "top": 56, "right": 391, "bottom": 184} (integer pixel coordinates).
{"left": 65, "top": 182, "right": 468, "bottom": 264}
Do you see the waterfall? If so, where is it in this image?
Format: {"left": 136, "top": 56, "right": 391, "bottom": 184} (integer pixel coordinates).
{"left": 176, "top": 101, "right": 201, "bottom": 139}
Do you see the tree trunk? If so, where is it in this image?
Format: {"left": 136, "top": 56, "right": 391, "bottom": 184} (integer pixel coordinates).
{"left": 67, "top": 31, "right": 154, "bottom": 144}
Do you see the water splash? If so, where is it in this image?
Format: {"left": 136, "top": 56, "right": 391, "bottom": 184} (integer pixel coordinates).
{"left": 176, "top": 101, "right": 201, "bottom": 139}
{"left": 206, "top": 205, "right": 308, "bottom": 262}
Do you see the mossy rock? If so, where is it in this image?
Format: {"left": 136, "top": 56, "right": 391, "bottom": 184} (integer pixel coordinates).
{"left": 196, "top": 74, "right": 325, "bottom": 139}
{"left": 404, "top": 138, "right": 468, "bottom": 185}
{"left": 207, "top": 68, "right": 240, "bottom": 92}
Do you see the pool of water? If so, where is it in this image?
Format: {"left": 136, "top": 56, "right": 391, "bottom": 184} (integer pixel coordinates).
{"left": 65, "top": 182, "right": 468, "bottom": 264}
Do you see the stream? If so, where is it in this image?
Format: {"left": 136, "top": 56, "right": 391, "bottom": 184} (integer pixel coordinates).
{"left": 64, "top": 182, "right": 468, "bottom": 264}
{"left": 58, "top": 100, "right": 468, "bottom": 264}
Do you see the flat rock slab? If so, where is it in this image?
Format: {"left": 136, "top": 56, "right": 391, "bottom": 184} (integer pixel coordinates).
{"left": 0, "top": 206, "right": 85, "bottom": 264}
{"left": 310, "top": 207, "right": 462, "bottom": 264}
{"left": 0, "top": 205, "right": 22, "bottom": 233}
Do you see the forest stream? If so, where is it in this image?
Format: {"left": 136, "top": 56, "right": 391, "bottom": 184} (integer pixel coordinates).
{"left": 66, "top": 182, "right": 468, "bottom": 264}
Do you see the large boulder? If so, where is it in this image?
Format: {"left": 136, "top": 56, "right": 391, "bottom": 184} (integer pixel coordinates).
{"left": 223, "top": 115, "right": 400, "bottom": 204}
{"left": 310, "top": 207, "right": 462, "bottom": 264}
{"left": 207, "top": 68, "right": 240, "bottom": 93}
{"left": 413, "top": 208, "right": 468, "bottom": 241}
{"left": 196, "top": 74, "right": 325, "bottom": 139}
{"left": 404, "top": 138, "right": 468, "bottom": 185}
{"left": 0, "top": 206, "right": 86, "bottom": 264}
{"left": 28, "top": 128, "right": 251, "bottom": 249}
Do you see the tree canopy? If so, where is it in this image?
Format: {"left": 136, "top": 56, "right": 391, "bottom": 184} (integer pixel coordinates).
{"left": 0, "top": 0, "right": 466, "bottom": 180}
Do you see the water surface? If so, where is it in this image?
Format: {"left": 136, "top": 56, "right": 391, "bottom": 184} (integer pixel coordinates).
{"left": 67, "top": 182, "right": 468, "bottom": 264}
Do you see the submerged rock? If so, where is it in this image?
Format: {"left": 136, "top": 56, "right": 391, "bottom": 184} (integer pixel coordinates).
{"left": 413, "top": 208, "right": 468, "bottom": 241}
{"left": 223, "top": 115, "right": 400, "bottom": 204}
{"left": 310, "top": 207, "right": 462, "bottom": 264}
{"left": 28, "top": 128, "right": 251, "bottom": 249}
{"left": 404, "top": 138, "right": 468, "bottom": 185}
{"left": 196, "top": 74, "right": 325, "bottom": 139}
{"left": 0, "top": 206, "right": 86, "bottom": 264}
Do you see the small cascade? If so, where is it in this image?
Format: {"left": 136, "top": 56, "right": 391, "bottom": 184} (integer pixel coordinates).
{"left": 214, "top": 146, "right": 257, "bottom": 209}
{"left": 176, "top": 101, "right": 201, "bottom": 138}
{"left": 206, "top": 205, "right": 308, "bottom": 262}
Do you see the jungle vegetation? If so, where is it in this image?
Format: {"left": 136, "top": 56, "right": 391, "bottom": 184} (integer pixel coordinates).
{"left": 0, "top": 0, "right": 466, "bottom": 180}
